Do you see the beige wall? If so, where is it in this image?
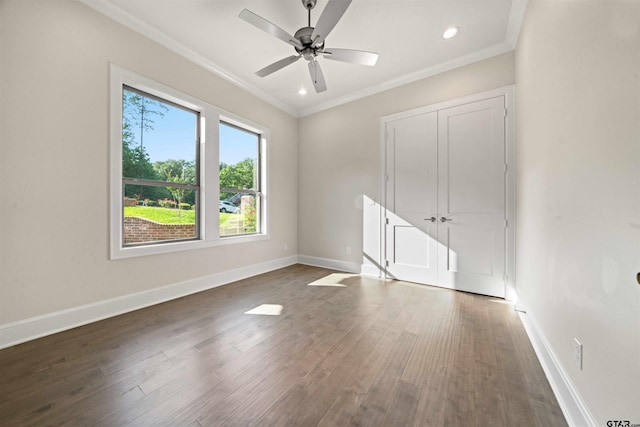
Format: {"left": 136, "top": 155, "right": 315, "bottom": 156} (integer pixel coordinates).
{"left": 0, "top": 0, "right": 298, "bottom": 324}
{"left": 516, "top": 0, "right": 640, "bottom": 423}
{"left": 298, "top": 52, "right": 515, "bottom": 266}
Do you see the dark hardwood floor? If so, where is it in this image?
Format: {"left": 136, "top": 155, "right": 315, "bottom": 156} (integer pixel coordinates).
{"left": 0, "top": 264, "right": 567, "bottom": 426}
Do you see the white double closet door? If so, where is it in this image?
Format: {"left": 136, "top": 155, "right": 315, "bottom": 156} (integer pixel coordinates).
{"left": 384, "top": 96, "right": 507, "bottom": 297}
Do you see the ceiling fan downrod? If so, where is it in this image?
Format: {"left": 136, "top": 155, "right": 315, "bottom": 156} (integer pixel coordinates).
{"left": 304, "top": 0, "right": 316, "bottom": 27}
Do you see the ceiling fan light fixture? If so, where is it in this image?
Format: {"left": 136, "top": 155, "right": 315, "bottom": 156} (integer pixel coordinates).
{"left": 240, "top": 0, "right": 377, "bottom": 93}
{"left": 443, "top": 26, "right": 459, "bottom": 39}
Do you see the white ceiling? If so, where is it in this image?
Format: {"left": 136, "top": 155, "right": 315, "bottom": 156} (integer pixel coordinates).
{"left": 82, "top": 0, "right": 527, "bottom": 117}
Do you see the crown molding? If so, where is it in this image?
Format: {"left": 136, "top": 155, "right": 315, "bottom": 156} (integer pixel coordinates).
{"left": 298, "top": 42, "right": 514, "bottom": 117}
{"left": 78, "top": 0, "right": 298, "bottom": 117}
{"left": 79, "top": 0, "right": 527, "bottom": 118}
{"left": 506, "top": 0, "right": 529, "bottom": 48}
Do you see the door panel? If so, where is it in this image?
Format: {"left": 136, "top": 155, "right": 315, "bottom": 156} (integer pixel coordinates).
{"left": 385, "top": 112, "right": 438, "bottom": 285}
{"left": 437, "top": 97, "right": 506, "bottom": 296}
{"left": 394, "top": 226, "right": 432, "bottom": 267}
{"left": 447, "top": 227, "right": 494, "bottom": 276}
{"left": 447, "top": 108, "right": 497, "bottom": 214}
{"left": 388, "top": 113, "right": 438, "bottom": 217}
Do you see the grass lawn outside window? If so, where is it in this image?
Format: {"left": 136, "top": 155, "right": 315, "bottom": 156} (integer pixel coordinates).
{"left": 124, "top": 206, "right": 255, "bottom": 234}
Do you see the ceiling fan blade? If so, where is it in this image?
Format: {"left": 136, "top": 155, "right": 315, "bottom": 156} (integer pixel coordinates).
{"left": 255, "top": 55, "right": 301, "bottom": 77}
{"left": 239, "top": 9, "right": 303, "bottom": 50}
{"left": 310, "top": 0, "right": 352, "bottom": 48}
{"left": 308, "top": 61, "right": 327, "bottom": 93}
{"left": 323, "top": 48, "right": 379, "bottom": 66}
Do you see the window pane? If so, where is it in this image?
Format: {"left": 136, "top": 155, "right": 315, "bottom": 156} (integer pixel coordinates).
{"left": 219, "top": 194, "right": 260, "bottom": 236}
{"left": 219, "top": 123, "right": 260, "bottom": 237}
{"left": 122, "top": 87, "right": 197, "bottom": 184}
{"left": 123, "top": 184, "right": 197, "bottom": 246}
{"left": 219, "top": 123, "right": 258, "bottom": 192}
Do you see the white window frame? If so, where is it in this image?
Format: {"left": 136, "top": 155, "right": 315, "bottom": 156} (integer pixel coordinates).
{"left": 109, "top": 64, "right": 269, "bottom": 259}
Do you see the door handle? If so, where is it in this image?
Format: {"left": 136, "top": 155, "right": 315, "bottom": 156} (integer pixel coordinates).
{"left": 424, "top": 217, "right": 437, "bottom": 222}
{"left": 440, "top": 217, "right": 452, "bottom": 222}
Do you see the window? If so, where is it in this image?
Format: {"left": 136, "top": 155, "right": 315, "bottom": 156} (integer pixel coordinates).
{"left": 122, "top": 86, "right": 200, "bottom": 246}
{"left": 110, "top": 65, "right": 268, "bottom": 259}
{"left": 219, "top": 123, "right": 261, "bottom": 236}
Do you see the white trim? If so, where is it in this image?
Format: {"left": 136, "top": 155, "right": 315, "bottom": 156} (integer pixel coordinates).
{"left": 379, "top": 120, "right": 389, "bottom": 281}
{"left": 506, "top": 0, "right": 529, "bottom": 48}
{"left": 360, "top": 264, "right": 382, "bottom": 277}
{"left": 297, "top": 255, "right": 360, "bottom": 274}
{"left": 504, "top": 87, "right": 517, "bottom": 301}
{"left": 0, "top": 256, "right": 298, "bottom": 350}
{"left": 378, "top": 86, "right": 516, "bottom": 299}
{"left": 509, "top": 288, "right": 526, "bottom": 312}
{"left": 299, "top": 42, "right": 514, "bottom": 117}
{"left": 380, "top": 86, "right": 515, "bottom": 122}
{"left": 110, "top": 64, "right": 270, "bottom": 259}
{"left": 79, "top": 0, "right": 297, "bottom": 117}
{"left": 81, "top": 0, "right": 522, "bottom": 118}
{"left": 518, "top": 310, "right": 597, "bottom": 427}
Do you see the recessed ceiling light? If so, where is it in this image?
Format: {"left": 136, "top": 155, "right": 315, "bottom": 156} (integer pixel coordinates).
{"left": 443, "top": 26, "right": 459, "bottom": 39}
{"left": 298, "top": 88, "right": 307, "bottom": 95}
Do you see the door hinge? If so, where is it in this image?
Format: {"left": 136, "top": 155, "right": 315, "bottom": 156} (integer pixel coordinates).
{"left": 504, "top": 219, "right": 508, "bottom": 227}
{"left": 504, "top": 108, "right": 507, "bottom": 118}
{"left": 385, "top": 217, "right": 389, "bottom": 225}
{"left": 385, "top": 260, "right": 389, "bottom": 267}
{"left": 504, "top": 163, "right": 508, "bottom": 173}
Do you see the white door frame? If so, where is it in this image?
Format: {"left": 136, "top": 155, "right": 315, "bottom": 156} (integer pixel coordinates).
{"left": 377, "top": 85, "right": 516, "bottom": 300}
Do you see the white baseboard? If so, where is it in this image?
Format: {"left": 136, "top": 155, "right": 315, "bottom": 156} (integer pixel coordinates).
{"left": 517, "top": 310, "right": 596, "bottom": 427}
{"left": 360, "top": 264, "right": 382, "bottom": 277}
{"left": 512, "top": 289, "right": 527, "bottom": 313}
{"left": 0, "top": 255, "right": 298, "bottom": 350}
{"left": 297, "top": 255, "right": 360, "bottom": 274}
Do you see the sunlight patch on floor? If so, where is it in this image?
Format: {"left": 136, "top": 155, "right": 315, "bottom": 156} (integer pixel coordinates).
{"left": 307, "top": 273, "right": 358, "bottom": 287}
{"left": 244, "top": 304, "right": 283, "bottom": 316}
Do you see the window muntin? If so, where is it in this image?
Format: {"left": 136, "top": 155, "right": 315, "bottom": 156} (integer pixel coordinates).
{"left": 110, "top": 65, "right": 269, "bottom": 259}
{"left": 219, "top": 122, "right": 262, "bottom": 237}
{"left": 121, "top": 87, "right": 200, "bottom": 246}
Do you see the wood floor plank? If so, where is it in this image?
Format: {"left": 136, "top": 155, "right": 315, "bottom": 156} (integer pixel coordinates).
{"left": 407, "top": 293, "right": 459, "bottom": 427}
{"left": 381, "top": 379, "right": 420, "bottom": 427}
{"left": 474, "top": 360, "right": 508, "bottom": 427}
{"left": 0, "top": 265, "right": 567, "bottom": 426}
{"left": 443, "top": 294, "right": 477, "bottom": 427}
{"left": 316, "top": 312, "right": 416, "bottom": 426}
{"left": 254, "top": 314, "right": 389, "bottom": 425}
{"left": 348, "top": 330, "right": 418, "bottom": 426}
{"left": 488, "top": 300, "right": 540, "bottom": 427}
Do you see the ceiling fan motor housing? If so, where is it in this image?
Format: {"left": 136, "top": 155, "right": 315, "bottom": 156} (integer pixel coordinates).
{"left": 294, "top": 27, "right": 324, "bottom": 60}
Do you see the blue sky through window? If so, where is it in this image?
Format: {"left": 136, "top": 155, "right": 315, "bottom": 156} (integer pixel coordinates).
{"left": 125, "top": 91, "right": 257, "bottom": 165}
{"left": 219, "top": 123, "right": 258, "bottom": 166}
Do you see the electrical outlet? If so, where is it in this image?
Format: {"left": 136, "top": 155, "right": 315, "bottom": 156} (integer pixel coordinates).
{"left": 346, "top": 246, "right": 351, "bottom": 255}
{"left": 573, "top": 338, "right": 583, "bottom": 370}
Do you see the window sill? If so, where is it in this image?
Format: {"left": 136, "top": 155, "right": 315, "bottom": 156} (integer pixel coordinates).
{"left": 110, "top": 233, "right": 269, "bottom": 260}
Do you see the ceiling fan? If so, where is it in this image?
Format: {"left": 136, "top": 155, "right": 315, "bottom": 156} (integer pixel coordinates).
{"left": 239, "top": 0, "right": 379, "bottom": 93}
